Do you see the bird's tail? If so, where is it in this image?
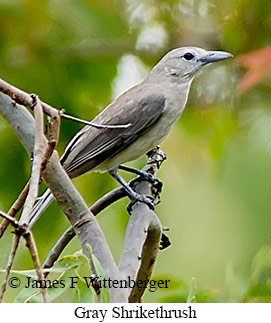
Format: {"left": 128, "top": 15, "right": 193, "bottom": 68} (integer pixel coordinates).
{"left": 29, "top": 189, "right": 54, "bottom": 228}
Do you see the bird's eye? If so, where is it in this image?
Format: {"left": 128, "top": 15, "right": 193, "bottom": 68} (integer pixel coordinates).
{"left": 183, "top": 52, "right": 194, "bottom": 61}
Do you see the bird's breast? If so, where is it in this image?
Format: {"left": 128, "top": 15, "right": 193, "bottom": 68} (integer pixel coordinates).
{"left": 95, "top": 83, "right": 191, "bottom": 172}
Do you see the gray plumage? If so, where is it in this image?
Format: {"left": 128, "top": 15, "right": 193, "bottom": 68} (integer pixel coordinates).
{"left": 30, "top": 46, "right": 232, "bottom": 226}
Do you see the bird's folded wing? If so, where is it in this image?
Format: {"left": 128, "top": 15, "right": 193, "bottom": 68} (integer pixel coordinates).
{"left": 61, "top": 91, "right": 166, "bottom": 176}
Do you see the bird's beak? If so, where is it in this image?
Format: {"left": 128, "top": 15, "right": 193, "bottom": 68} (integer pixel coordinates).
{"left": 200, "top": 51, "right": 233, "bottom": 65}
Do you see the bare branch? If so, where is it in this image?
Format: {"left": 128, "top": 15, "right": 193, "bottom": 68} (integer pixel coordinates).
{"left": 0, "top": 77, "right": 60, "bottom": 121}
{"left": 0, "top": 78, "right": 34, "bottom": 108}
{"left": 24, "top": 231, "right": 49, "bottom": 303}
{"left": 42, "top": 152, "right": 126, "bottom": 301}
{"left": 128, "top": 204, "right": 162, "bottom": 303}
{"left": 41, "top": 103, "right": 61, "bottom": 172}
{"left": 19, "top": 98, "right": 46, "bottom": 226}
{"left": 62, "top": 112, "right": 131, "bottom": 129}
{"left": 0, "top": 181, "right": 30, "bottom": 238}
{"left": 90, "top": 186, "right": 126, "bottom": 215}
{"left": 0, "top": 98, "right": 61, "bottom": 236}
{"left": 0, "top": 211, "right": 49, "bottom": 302}
{"left": 0, "top": 211, "right": 19, "bottom": 228}
{"left": 42, "top": 148, "right": 167, "bottom": 302}
{"left": 0, "top": 78, "right": 168, "bottom": 303}
{"left": 0, "top": 234, "right": 20, "bottom": 302}
{"left": 0, "top": 91, "right": 126, "bottom": 302}
{"left": 118, "top": 147, "right": 166, "bottom": 302}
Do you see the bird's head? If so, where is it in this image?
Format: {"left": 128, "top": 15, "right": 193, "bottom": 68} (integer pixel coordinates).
{"left": 149, "top": 46, "right": 233, "bottom": 83}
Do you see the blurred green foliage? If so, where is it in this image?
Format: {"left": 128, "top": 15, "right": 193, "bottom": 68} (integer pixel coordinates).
{"left": 0, "top": 0, "right": 271, "bottom": 302}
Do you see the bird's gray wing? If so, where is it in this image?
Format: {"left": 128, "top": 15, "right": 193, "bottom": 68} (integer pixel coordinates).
{"left": 61, "top": 91, "right": 166, "bottom": 177}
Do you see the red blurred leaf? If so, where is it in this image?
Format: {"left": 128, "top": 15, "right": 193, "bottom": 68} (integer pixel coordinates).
{"left": 236, "top": 47, "right": 271, "bottom": 92}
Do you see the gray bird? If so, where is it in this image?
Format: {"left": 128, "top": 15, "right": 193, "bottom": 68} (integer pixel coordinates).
{"left": 30, "top": 46, "right": 232, "bottom": 226}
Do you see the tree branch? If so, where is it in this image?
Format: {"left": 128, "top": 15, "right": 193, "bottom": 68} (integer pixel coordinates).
{"left": 0, "top": 181, "right": 30, "bottom": 238}
{"left": 118, "top": 147, "right": 166, "bottom": 302}
{"left": 0, "top": 77, "right": 169, "bottom": 303}
{"left": 0, "top": 91, "right": 126, "bottom": 302}
{"left": 41, "top": 101, "right": 61, "bottom": 172}
{"left": 19, "top": 98, "right": 46, "bottom": 226}
{"left": 0, "top": 96, "right": 61, "bottom": 237}
{"left": 0, "top": 211, "right": 19, "bottom": 228}
{"left": 0, "top": 77, "right": 60, "bottom": 122}
{"left": 128, "top": 203, "right": 162, "bottom": 302}
{"left": 23, "top": 231, "right": 49, "bottom": 302}
{"left": 0, "top": 234, "right": 20, "bottom": 302}
{"left": 90, "top": 186, "right": 126, "bottom": 215}
{"left": 0, "top": 211, "right": 49, "bottom": 303}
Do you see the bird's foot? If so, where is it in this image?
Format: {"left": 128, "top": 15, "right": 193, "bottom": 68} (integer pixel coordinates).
{"left": 118, "top": 164, "right": 163, "bottom": 194}
{"left": 130, "top": 172, "right": 163, "bottom": 195}
{"left": 140, "top": 172, "right": 163, "bottom": 189}
{"left": 127, "top": 193, "right": 154, "bottom": 214}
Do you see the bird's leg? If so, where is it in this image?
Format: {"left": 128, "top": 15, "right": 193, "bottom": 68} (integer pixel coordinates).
{"left": 118, "top": 164, "right": 163, "bottom": 193}
{"left": 109, "top": 169, "right": 154, "bottom": 214}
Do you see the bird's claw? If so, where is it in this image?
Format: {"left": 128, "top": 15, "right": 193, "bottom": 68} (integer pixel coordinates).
{"left": 127, "top": 193, "right": 154, "bottom": 214}
{"left": 129, "top": 173, "right": 163, "bottom": 195}
{"left": 128, "top": 172, "right": 162, "bottom": 213}
{"left": 145, "top": 174, "right": 164, "bottom": 195}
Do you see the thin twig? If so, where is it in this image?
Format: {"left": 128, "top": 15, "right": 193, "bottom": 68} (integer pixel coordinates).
{"left": 0, "top": 211, "right": 19, "bottom": 228}
{"left": 0, "top": 212, "right": 49, "bottom": 302}
{"left": 0, "top": 77, "right": 60, "bottom": 120}
{"left": 9, "top": 183, "right": 29, "bottom": 213}
{"left": 41, "top": 103, "right": 61, "bottom": 172}
{"left": 90, "top": 186, "right": 126, "bottom": 215}
{"left": 0, "top": 101, "right": 60, "bottom": 237}
{"left": 0, "top": 93, "right": 50, "bottom": 302}
{"left": 61, "top": 113, "right": 131, "bottom": 129}
{"left": 24, "top": 231, "right": 49, "bottom": 303}
{"left": 0, "top": 181, "right": 30, "bottom": 238}
{"left": 0, "top": 96, "right": 61, "bottom": 236}
{"left": 0, "top": 234, "right": 20, "bottom": 302}
{"left": 19, "top": 98, "right": 45, "bottom": 226}
{"left": 0, "top": 78, "right": 33, "bottom": 108}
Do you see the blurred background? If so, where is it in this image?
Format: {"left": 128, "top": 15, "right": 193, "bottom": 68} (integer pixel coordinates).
{"left": 0, "top": 0, "right": 271, "bottom": 302}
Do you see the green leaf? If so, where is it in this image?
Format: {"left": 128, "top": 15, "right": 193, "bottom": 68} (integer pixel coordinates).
{"left": 75, "top": 276, "right": 97, "bottom": 303}
{"left": 251, "top": 245, "right": 271, "bottom": 285}
{"left": 186, "top": 277, "right": 197, "bottom": 303}
{"left": 248, "top": 284, "right": 271, "bottom": 300}
{"left": 72, "top": 250, "right": 92, "bottom": 278}
{"left": 225, "top": 264, "right": 248, "bottom": 302}
{"left": 13, "top": 251, "right": 93, "bottom": 303}
{"left": 14, "top": 268, "right": 76, "bottom": 303}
